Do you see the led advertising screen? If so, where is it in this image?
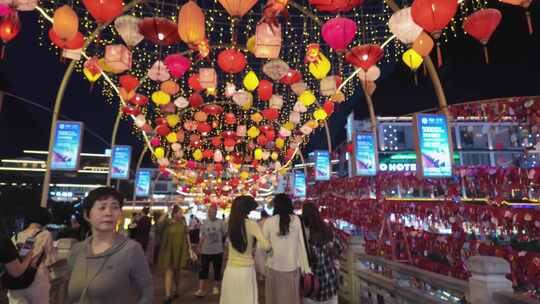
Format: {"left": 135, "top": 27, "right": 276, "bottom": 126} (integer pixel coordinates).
{"left": 135, "top": 169, "right": 152, "bottom": 197}
{"left": 355, "top": 133, "right": 377, "bottom": 176}
{"left": 110, "top": 145, "right": 132, "bottom": 180}
{"left": 294, "top": 171, "right": 306, "bottom": 198}
{"left": 51, "top": 121, "right": 83, "bottom": 171}
{"left": 414, "top": 114, "right": 453, "bottom": 178}
{"left": 314, "top": 150, "right": 330, "bottom": 181}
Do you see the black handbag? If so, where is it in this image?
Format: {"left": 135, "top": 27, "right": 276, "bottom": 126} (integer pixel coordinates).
{"left": 1, "top": 230, "right": 44, "bottom": 290}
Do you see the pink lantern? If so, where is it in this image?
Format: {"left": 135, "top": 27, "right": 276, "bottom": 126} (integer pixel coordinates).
{"left": 12, "top": 0, "right": 37, "bottom": 11}
{"left": 199, "top": 68, "right": 217, "bottom": 88}
{"left": 104, "top": 44, "right": 132, "bottom": 73}
{"left": 0, "top": 5, "right": 12, "bottom": 16}
{"left": 321, "top": 17, "right": 356, "bottom": 51}
{"left": 164, "top": 53, "right": 192, "bottom": 78}
{"left": 254, "top": 22, "right": 282, "bottom": 59}
{"left": 148, "top": 60, "right": 171, "bottom": 82}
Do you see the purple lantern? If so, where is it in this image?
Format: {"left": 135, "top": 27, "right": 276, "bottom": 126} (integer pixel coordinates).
{"left": 321, "top": 17, "right": 357, "bottom": 52}
{"left": 164, "top": 53, "right": 192, "bottom": 78}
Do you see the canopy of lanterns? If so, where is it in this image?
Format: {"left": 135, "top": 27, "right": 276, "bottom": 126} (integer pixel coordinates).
{"left": 0, "top": 0, "right": 526, "bottom": 199}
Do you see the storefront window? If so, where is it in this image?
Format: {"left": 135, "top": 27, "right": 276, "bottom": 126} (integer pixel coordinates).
{"left": 494, "top": 152, "right": 522, "bottom": 167}
{"left": 461, "top": 152, "right": 491, "bottom": 166}
{"left": 492, "top": 125, "right": 521, "bottom": 149}
{"left": 381, "top": 124, "right": 414, "bottom": 151}
{"left": 458, "top": 125, "right": 489, "bottom": 149}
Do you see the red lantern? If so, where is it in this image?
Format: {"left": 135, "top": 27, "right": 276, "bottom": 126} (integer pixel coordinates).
{"left": 82, "top": 0, "right": 123, "bottom": 24}
{"left": 309, "top": 0, "right": 363, "bottom": 13}
{"left": 164, "top": 53, "right": 192, "bottom": 78}
{"left": 138, "top": 17, "right": 181, "bottom": 46}
{"left": 463, "top": 8, "right": 502, "bottom": 64}
{"left": 224, "top": 113, "right": 236, "bottom": 125}
{"left": 257, "top": 79, "right": 273, "bottom": 101}
{"left": 188, "top": 73, "right": 202, "bottom": 91}
{"left": 156, "top": 125, "right": 171, "bottom": 136}
{"left": 211, "top": 137, "right": 222, "bottom": 147}
{"left": 265, "top": 129, "right": 276, "bottom": 141}
{"left": 280, "top": 69, "right": 302, "bottom": 85}
{"left": 411, "top": 0, "right": 458, "bottom": 36}
{"left": 345, "top": 44, "right": 384, "bottom": 70}
{"left": 262, "top": 108, "right": 279, "bottom": 121}
{"left": 121, "top": 105, "right": 141, "bottom": 116}
{"left": 197, "top": 122, "right": 212, "bottom": 133}
{"left": 189, "top": 92, "right": 203, "bottom": 108}
{"left": 130, "top": 94, "right": 148, "bottom": 106}
{"left": 224, "top": 138, "right": 236, "bottom": 147}
{"left": 323, "top": 100, "right": 335, "bottom": 115}
{"left": 203, "top": 149, "right": 213, "bottom": 159}
{"left": 321, "top": 17, "right": 357, "bottom": 51}
{"left": 203, "top": 104, "right": 223, "bottom": 115}
{"left": 155, "top": 117, "right": 167, "bottom": 126}
{"left": 217, "top": 49, "right": 247, "bottom": 74}
{"left": 48, "top": 30, "right": 84, "bottom": 50}
{"left": 257, "top": 134, "right": 268, "bottom": 146}
{"left": 119, "top": 74, "right": 139, "bottom": 91}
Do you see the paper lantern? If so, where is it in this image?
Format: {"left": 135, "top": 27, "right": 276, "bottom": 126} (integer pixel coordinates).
{"left": 251, "top": 112, "right": 263, "bottom": 123}
{"left": 280, "top": 69, "right": 302, "bottom": 85}
{"left": 293, "top": 101, "right": 308, "bottom": 113}
{"left": 411, "top": 0, "right": 458, "bottom": 36}
{"left": 321, "top": 17, "right": 356, "bottom": 51}
{"left": 139, "top": 17, "right": 181, "bottom": 46}
{"left": 224, "top": 138, "right": 236, "bottom": 147}
{"left": 152, "top": 91, "right": 171, "bottom": 105}
{"left": 320, "top": 76, "right": 339, "bottom": 96}
{"left": 309, "top": 53, "right": 331, "bottom": 80}
{"left": 289, "top": 111, "right": 301, "bottom": 124}
{"left": 217, "top": 49, "right": 247, "bottom": 74}
{"left": 388, "top": 8, "right": 423, "bottom": 44}
{"left": 156, "top": 124, "right": 171, "bottom": 137}
{"left": 121, "top": 105, "right": 140, "bottom": 116}
{"left": 83, "top": 57, "right": 102, "bottom": 83}
{"left": 291, "top": 82, "right": 308, "bottom": 96}
{"left": 48, "top": 29, "right": 84, "bottom": 50}
{"left": 0, "top": 5, "right": 12, "bottom": 17}
{"left": 119, "top": 74, "right": 139, "bottom": 92}
{"left": 104, "top": 44, "right": 131, "bottom": 73}
{"left": 243, "top": 71, "right": 259, "bottom": 91}
{"left": 188, "top": 73, "right": 202, "bottom": 90}
{"left": 203, "top": 104, "right": 223, "bottom": 116}
{"left": 166, "top": 132, "right": 178, "bottom": 143}
{"left": 194, "top": 111, "right": 208, "bottom": 122}
{"left": 164, "top": 53, "right": 192, "bottom": 78}
{"left": 0, "top": 12, "right": 20, "bottom": 45}
{"left": 224, "top": 113, "right": 236, "bottom": 125}
{"left": 299, "top": 90, "right": 316, "bottom": 107}
{"left": 240, "top": 171, "right": 250, "bottom": 180}
{"left": 174, "top": 97, "right": 188, "bottom": 109}
{"left": 275, "top": 137, "right": 285, "bottom": 149}
{"left": 254, "top": 22, "right": 282, "bottom": 59}
{"left": 262, "top": 108, "right": 279, "bottom": 121}
{"left": 233, "top": 90, "right": 253, "bottom": 108}
{"left": 166, "top": 114, "right": 180, "bottom": 127}
{"left": 160, "top": 80, "right": 180, "bottom": 96}
{"left": 189, "top": 92, "right": 204, "bottom": 108}
{"left": 323, "top": 100, "right": 335, "bottom": 115}
{"left": 114, "top": 16, "right": 143, "bottom": 48}
{"left": 193, "top": 149, "right": 203, "bottom": 161}
{"left": 161, "top": 103, "right": 176, "bottom": 114}
{"left": 402, "top": 49, "right": 424, "bottom": 70}
{"left": 263, "top": 59, "right": 290, "bottom": 80}
{"left": 313, "top": 108, "right": 328, "bottom": 120}
{"left": 309, "top": 0, "right": 363, "bottom": 13}
{"left": 52, "top": 5, "right": 79, "bottom": 42}
{"left": 176, "top": 130, "right": 186, "bottom": 142}
{"left": 199, "top": 68, "right": 217, "bottom": 89}
{"left": 218, "top": 0, "right": 257, "bottom": 17}
{"left": 247, "top": 126, "right": 260, "bottom": 138}
{"left": 197, "top": 122, "right": 212, "bottom": 133}
{"left": 255, "top": 79, "right": 272, "bottom": 101}
{"left": 357, "top": 65, "right": 381, "bottom": 82}
{"left": 345, "top": 44, "right": 384, "bottom": 70}
{"left": 82, "top": 0, "right": 123, "bottom": 24}
{"left": 155, "top": 147, "right": 165, "bottom": 159}
{"left": 11, "top": 0, "right": 38, "bottom": 11}
{"left": 254, "top": 148, "right": 263, "bottom": 160}
{"left": 178, "top": 0, "right": 205, "bottom": 46}
{"left": 412, "top": 32, "right": 434, "bottom": 57}
{"left": 130, "top": 94, "right": 148, "bottom": 106}
{"left": 463, "top": 8, "right": 502, "bottom": 64}
{"left": 148, "top": 60, "right": 170, "bottom": 82}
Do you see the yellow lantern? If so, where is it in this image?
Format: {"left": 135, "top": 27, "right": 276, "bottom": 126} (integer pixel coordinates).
{"left": 241, "top": 99, "right": 253, "bottom": 111}
{"left": 243, "top": 71, "right": 259, "bottom": 91}
{"left": 275, "top": 138, "right": 285, "bottom": 149}
{"left": 193, "top": 149, "right": 203, "bottom": 161}
{"left": 247, "top": 126, "right": 260, "bottom": 138}
{"left": 240, "top": 171, "right": 250, "bottom": 180}
{"left": 271, "top": 151, "right": 279, "bottom": 160}
{"left": 98, "top": 58, "right": 114, "bottom": 74}
{"left": 313, "top": 108, "right": 328, "bottom": 120}
{"left": 83, "top": 67, "right": 101, "bottom": 82}
{"left": 306, "top": 120, "right": 318, "bottom": 129}
{"left": 299, "top": 91, "right": 316, "bottom": 107}
{"left": 283, "top": 122, "right": 294, "bottom": 131}
{"left": 166, "top": 132, "right": 178, "bottom": 143}
{"left": 155, "top": 147, "right": 165, "bottom": 159}
{"left": 251, "top": 112, "right": 263, "bottom": 123}
{"left": 402, "top": 49, "right": 423, "bottom": 71}
{"left": 308, "top": 53, "right": 331, "bottom": 80}
{"left": 246, "top": 35, "right": 256, "bottom": 54}
{"left": 166, "top": 114, "right": 180, "bottom": 127}
{"left": 152, "top": 91, "right": 171, "bottom": 105}
{"left": 254, "top": 148, "right": 263, "bottom": 160}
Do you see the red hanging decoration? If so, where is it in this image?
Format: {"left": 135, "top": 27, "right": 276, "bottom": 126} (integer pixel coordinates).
{"left": 82, "top": 0, "right": 124, "bottom": 24}
{"left": 138, "top": 17, "right": 181, "bottom": 46}
{"left": 217, "top": 49, "right": 247, "bottom": 74}
{"left": 463, "top": 8, "right": 502, "bottom": 64}
{"left": 0, "top": 12, "right": 20, "bottom": 59}
{"left": 345, "top": 44, "right": 384, "bottom": 70}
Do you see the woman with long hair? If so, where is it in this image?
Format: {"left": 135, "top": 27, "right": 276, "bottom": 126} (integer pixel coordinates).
{"left": 263, "top": 193, "right": 311, "bottom": 304}
{"left": 157, "top": 204, "right": 194, "bottom": 304}
{"left": 220, "top": 196, "right": 270, "bottom": 304}
{"left": 302, "top": 203, "right": 344, "bottom": 304}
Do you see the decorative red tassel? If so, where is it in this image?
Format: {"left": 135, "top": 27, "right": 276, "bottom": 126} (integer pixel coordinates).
{"left": 436, "top": 42, "right": 443, "bottom": 68}
{"left": 526, "top": 11, "right": 533, "bottom": 35}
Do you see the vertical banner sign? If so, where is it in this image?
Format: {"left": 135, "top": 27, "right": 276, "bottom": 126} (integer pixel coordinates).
{"left": 110, "top": 145, "right": 132, "bottom": 180}
{"left": 354, "top": 133, "right": 377, "bottom": 176}
{"left": 294, "top": 171, "right": 306, "bottom": 198}
{"left": 135, "top": 169, "right": 152, "bottom": 197}
{"left": 51, "top": 121, "right": 84, "bottom": 171}
{"left": 315, "top": 150, "right": 330, "bottom": 181}
{"left": 413, "top": 114, "right": 453, "bottom": 178}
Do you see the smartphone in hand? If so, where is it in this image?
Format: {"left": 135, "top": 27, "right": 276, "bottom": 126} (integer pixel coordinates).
{"left": 19, "top": 237, "right": 35, "bottom": 257}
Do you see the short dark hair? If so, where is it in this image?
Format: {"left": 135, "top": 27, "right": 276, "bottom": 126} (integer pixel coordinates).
{"left": 26, "top": 207, "right": 51, "bottom": 227}
{"left": 82, "top": 187, "right": 124, "bottom": 216}
{"left": 142, "top": 207, "right": 150, "bottom": 215}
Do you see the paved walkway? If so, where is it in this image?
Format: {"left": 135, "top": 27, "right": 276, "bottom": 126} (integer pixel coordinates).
{"left": 152, "top": 268, "right": 224, "bottom": 304}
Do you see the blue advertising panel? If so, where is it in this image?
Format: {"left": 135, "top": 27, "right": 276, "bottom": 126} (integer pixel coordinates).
{"left": 51, "top": 121, "right": 83, "bottom": 171}
{"left": 294, "top": 171, "right": 306, "bottom": 198}
{"left": 110, "top": 145, "right": 132, "bottom": 180}
{"left": 355, "top": 133, "right": 377, "bottom": 176}
{"left": 414, "top": 114, "right": 453, "bottom": 178}
{"left": 315, "top": 150, "right": 331, "bottom": 181}
{"left": 135, "top": 169, "right": 152, "bottom": 197}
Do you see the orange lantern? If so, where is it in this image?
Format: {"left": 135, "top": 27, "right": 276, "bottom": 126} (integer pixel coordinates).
{"left": 82, "top": 0, "right": 123, "bottom": 24}
{"left": 178, "top": 0, "right": 205, "bottom": 46}
{"left": 52, "top": 5, "right": 79, "bottom": 42}
{"left": 199, "top": 68, "right": 217, "bottom": 89}
{"left": 160, "top": 80, "right": 180, "bottom": 95}
{"left": 104, "top": 44, "right": 132, "bottom": 73}
{"left": 218, "top": 0, "right": 257, "bottom": 17}
{"left": 412, "top": 31, "right": 434, "bottom": 57}
{"left": 254, "top": 22, "right": 282, "bottom": 59}
{"left": 194, "top": 111, "right": 208, "bottom": 122}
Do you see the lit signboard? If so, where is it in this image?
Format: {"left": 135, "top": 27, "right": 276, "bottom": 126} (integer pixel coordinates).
{"left": 355, "top": 133, "right": 377, "bottom": 176}
{"left": 110, "top": 145, "right": 132, "bottom": 180}
{"left": 314, "top": 150, "right": 330, "bottom": 181}
{"left": 51, "top": 121, "right": 83, "bottom": 171}
{"left": 294, "top": 171, "right": 306, "bottom": 198}
{"left": 414, "top": 114, "right": 453, "bottom": 178}
{"left": 135, "top": 169, "right": 152, "bottom": 197}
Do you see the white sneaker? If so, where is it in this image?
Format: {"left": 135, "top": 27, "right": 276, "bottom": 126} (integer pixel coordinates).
{"left": 194, "top": 289, "right": 205, "bottom": 297}
{"left": 212, "top": 287, "right": 220, "bottom": 295}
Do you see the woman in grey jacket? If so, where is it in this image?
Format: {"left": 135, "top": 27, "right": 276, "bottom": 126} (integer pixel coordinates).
{"left": 67, "top": 187, "right": 153, "bottom": 304}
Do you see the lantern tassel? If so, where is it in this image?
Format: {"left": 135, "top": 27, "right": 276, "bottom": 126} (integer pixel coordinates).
{"left": 436, "top": 42, "right": 443, "bottom": 68}
{"left": 483, "top": 45, "right": 490, "bottom": 64}
{"left": 526, "top": 11, "right": 533, "bottom": 35}
{"left": 0, "top": 45, "right": 4, "bottom": 60}
{"left": 413, "top": 71, "right": 418, "bottom": 86}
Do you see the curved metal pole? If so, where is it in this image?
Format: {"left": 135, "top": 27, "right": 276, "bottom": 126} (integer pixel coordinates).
{"left": 39, "top": 0, "right": 145, "bottom": 207}
{"left": 132, "top": 146, "right": 149, "bottom": 201}
{"left": 298, "top": 150, "right": 309, "bottom": 180}
{"left": 106, "top": 110, "right": 123, "bottom": 186}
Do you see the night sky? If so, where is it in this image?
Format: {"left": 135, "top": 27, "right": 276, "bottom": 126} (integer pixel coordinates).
{"left": 1, "top": 0, "right": 539, "bottom": 167}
